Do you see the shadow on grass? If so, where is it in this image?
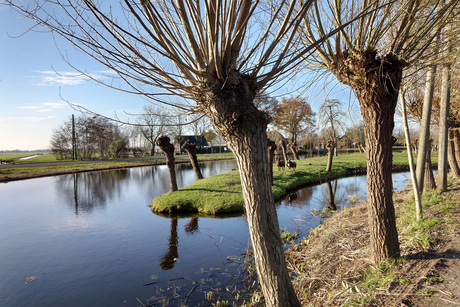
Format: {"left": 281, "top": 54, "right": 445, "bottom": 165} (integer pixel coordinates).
{"left": 179, "top": 188, "right": 241, "bottom": 194}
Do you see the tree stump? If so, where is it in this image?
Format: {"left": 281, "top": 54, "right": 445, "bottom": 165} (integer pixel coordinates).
{"left": 278, "top": 139, "right": 288, "bottom": 163}
{"left": 326, "top": 140, "right": 335, "bottom": 172}
{"left": 181, "top": 140, "right": 203, "bottom": 180}
{"left": 156, "top": 136, "right": 178, "bottom": 192}
{"left": 288, "top": 141, "right": 300, "bottom": 160}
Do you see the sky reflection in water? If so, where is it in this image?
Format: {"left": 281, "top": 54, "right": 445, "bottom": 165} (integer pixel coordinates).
{"left": 0, "top": 161, "right": 413, "bottom": 306}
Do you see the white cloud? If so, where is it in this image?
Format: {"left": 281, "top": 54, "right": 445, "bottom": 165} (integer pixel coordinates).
{"left": 18, "top": 101, "right": 68, "bottom": 113}
{"left": 33, "top": 70, "right": 112, "bottom": 86}
{"left": 42, "top": 101, "right": 68, "bottom": 108}
{"left": 34, "top": 70, "right": 89, "bottom": 86}
{"left": 97, "top": 69, "right": 118, "bottom": 75}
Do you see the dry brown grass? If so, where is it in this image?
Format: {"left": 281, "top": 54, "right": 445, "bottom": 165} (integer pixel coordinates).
{"left": 286, "top": 177, "right": 460, "bottom": 306}
{"left": 286, "top": 202, "right": 374, "bottom": 306}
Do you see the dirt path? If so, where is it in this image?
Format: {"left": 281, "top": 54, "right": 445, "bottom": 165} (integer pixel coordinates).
{"left": 382, "top": 181, "right": 460, "bottom": 307}
{"left": 386, "top": 240, "right": 460, "bottom": 307}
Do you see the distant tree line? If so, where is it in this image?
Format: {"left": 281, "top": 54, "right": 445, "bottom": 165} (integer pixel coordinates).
{"left": 51, "top": 115, "right": 128, "bottom": 160}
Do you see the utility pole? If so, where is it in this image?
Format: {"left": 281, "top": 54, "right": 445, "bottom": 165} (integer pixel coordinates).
{"left": 72, "top": 114, "right": 77, "bottom": 161}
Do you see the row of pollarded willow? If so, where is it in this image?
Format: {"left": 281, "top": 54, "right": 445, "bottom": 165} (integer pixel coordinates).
{"left": 4, "top": 0, "right": 459, "bottom": 305}
{"left": 298, "top": 0, "right": 459, "bottom": 263}
{"left": 4, "top": 1, "right": 325, "bottom": 303}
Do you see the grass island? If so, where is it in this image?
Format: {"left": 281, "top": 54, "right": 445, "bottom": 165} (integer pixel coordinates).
{"left": 151, "top": 152, "right": 425, "bottom": 214}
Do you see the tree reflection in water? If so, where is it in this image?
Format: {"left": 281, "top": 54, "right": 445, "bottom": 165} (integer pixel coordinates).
{"left": 326, "top": 181, "right": 337, "bottom": 211}
{"left": 160, "top": 218, "right": 179, "bottom": 270}
{"left": 56, "top": 170, "right": 129, "bottom": 214}
{"left": 281, "top": 187, "right": 313, "bottom": 208}
{"left": 185, "top": 218, "right": 199, "bottom": 234}
{"left": 54, "top": 161, "right": 239, "bottom": 215}
{"left": 159, "top": 217, "right": 200, "bottom": 270}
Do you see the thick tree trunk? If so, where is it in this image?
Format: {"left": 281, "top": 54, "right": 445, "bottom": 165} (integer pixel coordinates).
{"left": 233, "top": 130, "right": 298, "bottom": 306}
{"left": 330, "top": 51, "right": 401, "bottom": 263}
{"left": 424, "top": 139, "right": 436, "bottom": 190}
{"left": 326, "top": 140, "right": 335, "bottom": 172}
{"left": 361, "top": 99, "right": 400, "bottom": 262}
{"left": 181, "top": 140, "right": 203, "bottom": 180}
{"left": 448, "top": 130, "right": 460, "bottom": 177}
{"left": 156, "top": 136, "right": 178, "bottom": 192}
{"left": 267, "top": 139, "right": 277, "bottom": 186}
{"left": 202, "top": 81, "right": 299, "bottom": 306}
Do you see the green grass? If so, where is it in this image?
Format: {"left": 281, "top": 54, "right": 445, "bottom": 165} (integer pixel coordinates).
{"left": 0, "top": 152, "right": 45, "bottom": 161}
{"left": 0, "top": 152, "right": 236, "bottom": 182}
{"left": 345, "top": 257, "right": 406, "bottom": 306}
{"left": 0, "top": 162, "right": 133, "bottom": 174}
{"left": 151, "top": 152, "right": 415, "bottom": 215}
{"left": 396, "top": 189, "right": 444, "bottom": 249}
{"left": 10, "top": 153, "right": 61, "bottom": 164}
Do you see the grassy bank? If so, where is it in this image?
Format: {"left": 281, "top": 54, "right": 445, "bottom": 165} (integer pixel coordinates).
{"left": 151, "top": 152, "right": 422, "bottom": 215}
{"left": 286, "top": 177, "right": 459, "bottom": 306}
{"left": 0, "top": 153, "right": 235, "bottom": 182}
{"left": 0, "top": 152, "right": 47, "bottom": 162}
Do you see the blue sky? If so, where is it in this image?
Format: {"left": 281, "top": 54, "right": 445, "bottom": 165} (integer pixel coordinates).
{"left": 0, "top": 6, "right": 151, "bottom": 151}
{"left": 0, "top": 5, "right": 364, "bottom": 151}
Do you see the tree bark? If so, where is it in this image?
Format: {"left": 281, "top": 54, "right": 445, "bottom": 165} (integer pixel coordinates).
{"left": 326, "top": 140, "right": 335, "bottom": 172}
{"left": 156, "top": 136, "right": 178, "bottom": 192}
{"left": 448, "top": 130, "right": 460, "bottom": 177}
{"left": 454, "top": 129, "right": 460, "bottom": 165}
{"left": 424, "top": 139, "right": 437, "bottom": 190}
{"left": 181, "top": 140, "right": 203, "bottom": 180}
{"left": 330, "top": 51, "right": 401, "bottom": 263}
{"left": 267, "top": 139, "right": 277, "bottom": 186}
{"left": 438, "top": 27, "right": 452, "bottom": 192}
{"left": 201, "top": 79, "right": 300, "bottom": 306}
{"left": 361, "top": 98, "right": 401, "bottom": 262}
{"left": 416, "top": 64, "right": 437, "bottom": 191}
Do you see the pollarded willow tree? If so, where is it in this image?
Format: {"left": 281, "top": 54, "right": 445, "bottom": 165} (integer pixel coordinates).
{"left": 3, "top": 0, "right": 348, "bottom": 305}
{"left": 298, "top": 0, "right": 459, "bottom": 263}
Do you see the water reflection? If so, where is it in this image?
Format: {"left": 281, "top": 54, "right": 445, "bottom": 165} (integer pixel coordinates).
{"left": 160, "top": 218, "right": 179, "bottom": 270}
{"left": 54, "top": 161, "right": 239, "bottom": 215}
{"left": 159, "top": 217, "right": 202, "bottom": 270}
{"left": 0, "top": 159, "right": 414, "bottom": 307}
{"left": 185, "top": 218, "right": 199, "bottom": 234}
{"left": 280, "top": 187, "right": 314, "bottom": 208}
{"left": 326, "top": 181, "right": 337, "bottom": 211}
{"left": 56, "top": 170, "right": 130, "bottom": 213}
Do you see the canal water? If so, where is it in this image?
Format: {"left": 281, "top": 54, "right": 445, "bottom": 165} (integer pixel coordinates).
{"left": 0, "top": 160, "right": 412, "bottom": 306}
